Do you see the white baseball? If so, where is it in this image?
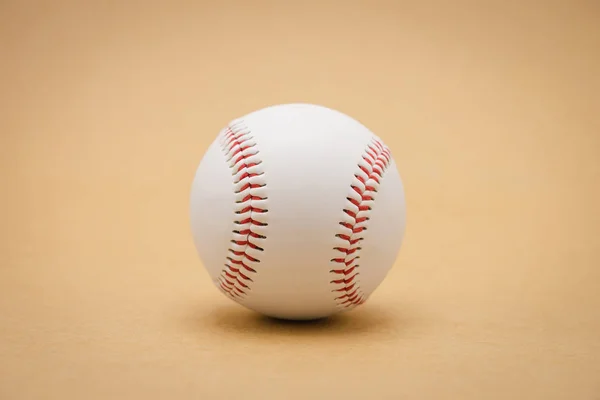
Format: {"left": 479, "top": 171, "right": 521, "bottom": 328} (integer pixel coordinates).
{"left": 189, "top": 103, "right": 406, "bottom": 320}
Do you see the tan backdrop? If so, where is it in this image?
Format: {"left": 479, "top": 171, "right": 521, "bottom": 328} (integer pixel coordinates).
{"left": 1, "top": 1, "right": 599, "bottom": 399}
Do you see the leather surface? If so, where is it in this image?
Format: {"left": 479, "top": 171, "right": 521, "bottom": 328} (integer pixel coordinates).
{"left": 1, "top": 1, "right": 599, "bottom": 398}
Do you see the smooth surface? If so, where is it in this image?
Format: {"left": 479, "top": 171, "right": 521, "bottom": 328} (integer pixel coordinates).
{"left": 1, "top": 1, "right": 599, "bottom": 399}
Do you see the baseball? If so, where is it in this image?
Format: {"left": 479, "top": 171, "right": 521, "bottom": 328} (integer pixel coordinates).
{"left": 189, "top": 103, "right": 406, "bottom": 320}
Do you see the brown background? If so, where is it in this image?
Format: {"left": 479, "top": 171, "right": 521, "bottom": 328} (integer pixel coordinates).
{"left": 1, "top": 1, "right": 599, "bottom": 399}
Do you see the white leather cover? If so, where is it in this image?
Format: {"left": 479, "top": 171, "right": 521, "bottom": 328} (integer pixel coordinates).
{"left": 190, "top": 103, "right": 406, "bottom": 320}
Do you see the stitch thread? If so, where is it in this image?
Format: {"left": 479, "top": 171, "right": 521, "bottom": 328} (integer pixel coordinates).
{"left": 217, "top": 121, "right": 268, "bottom": 299}
{"left": 330, "top": 138, "right": 392, "bottom": 308}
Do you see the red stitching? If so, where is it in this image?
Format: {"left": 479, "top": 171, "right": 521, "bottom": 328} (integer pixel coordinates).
{"left": 331, "top": 137, "right": 391, "bottom": 308}
{"left": 216, "top": 122, "right": 268, "bottom": 300}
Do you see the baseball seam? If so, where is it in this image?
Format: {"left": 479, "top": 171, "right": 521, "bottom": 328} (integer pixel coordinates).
{"left": 330, "top": 137, "right": 392, "bottom": 309}
{"left": 216, "top": 120, "right": 268, "bottom": 300}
